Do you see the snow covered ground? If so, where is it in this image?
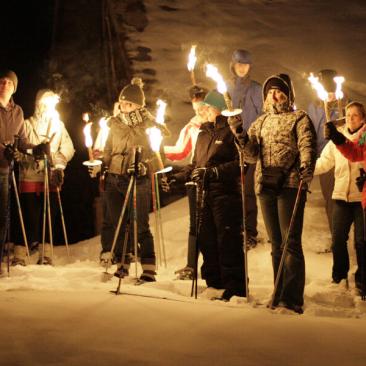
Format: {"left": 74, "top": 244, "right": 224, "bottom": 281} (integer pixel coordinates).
{"left": 2, "top": 0, "right": 366, "bottom": 365}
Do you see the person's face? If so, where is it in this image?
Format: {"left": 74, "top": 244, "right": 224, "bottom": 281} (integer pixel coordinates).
{"left": 346, "top": 106, "right": 365, "bottom": 131}
{"left": 234, "top": 63, "right": 250, "bottom": 78}
{"left": 119, "top": 100, "right": 139, "bottom": 113}
{"left": 266, "top": 88, "right": 288, "bottom": 104}
{"left": 206, "top": 105, "right": 221, "bottom": 122}
{"left": 0, "top": 77, "right": 15, "bottom": 100}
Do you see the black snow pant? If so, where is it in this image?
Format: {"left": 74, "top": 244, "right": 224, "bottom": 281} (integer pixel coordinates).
{"left": 198, "top": 189, "right": 245, "bottom": 296}
{"left": 102, "top": 173, "right": 155, "bottom": 270}
{"left": 259, "top": 187, "right": 307, "bottom": 307}
{"left": 245, "top": 163, "right": 258, "bottom": 240}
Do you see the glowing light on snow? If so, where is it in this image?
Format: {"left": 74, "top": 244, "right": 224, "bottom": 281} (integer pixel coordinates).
{"left": 206, "top": 64, "right": 227, "bottom": 94}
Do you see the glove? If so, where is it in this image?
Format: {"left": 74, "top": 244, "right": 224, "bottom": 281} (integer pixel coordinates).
{"left": 356, "top": 169, "right": 366, "bottom": 192}
{"left": 88, "top": 164, "right": 102, "bottom": 178}
{"left": 324, "top": 122, "right": 346, "bottom": 145}
{"left": 33, "top": 142, "right": 51, "bottom": 159}
{"left": 227, "top": 115, "right": 248, "bottom": 147}
{"left": 191, "top": 167, "right": 219, "bottom": 183}
{"left": 299, "top": 166, "right": 313, "bottom": 184}
{"left": 3, "top": 144, "right": 15, "bottom": 162}
{"left": 127, "top": 162, "right": 147, "bottom": 177}
{"left": 160, "top": 175, "right": 176, "bottom": 192}
{"left": 14, "top": 149, "right": 26, "bottom": 162}
{"left": 50, "top": 169, "right": 64, "bottom": 187}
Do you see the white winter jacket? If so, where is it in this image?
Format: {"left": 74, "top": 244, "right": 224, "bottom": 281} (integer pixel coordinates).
{"left": 314, "top": 125, "right": 363, "bottom": 202}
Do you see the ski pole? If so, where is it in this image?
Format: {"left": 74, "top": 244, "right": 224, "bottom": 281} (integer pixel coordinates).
{"left": 132, "top": 177, "right": 139, "bottom": 279}
{"left": 150, "top": 172, "right": 161, "bottom": 267}
{"left": 155, "top": 172, "right": 167, "bottom": 268}
{"left": 239, "top": 150, "right": 249, "bottom": 301}
{"left": 268, "top": 180, "right": 304, "bottom": 309}
{"left": 56, "top": 187, "right": 70, "bottom": 258}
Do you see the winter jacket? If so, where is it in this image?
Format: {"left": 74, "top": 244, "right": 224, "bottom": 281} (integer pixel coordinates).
{"left": 314, "top": 125, "right": 362, "bottom": 202}
{"left": 308, "top": 100, "right": 340, "bottom": 156}
{"left": 164, "top": 114, "right": 203, "bottom": 163}
{"left": 18, "top": 114, "right": 74, "bottom": 190}
{"left": 104, "top": 108, "right": 169, "bottom": 176}
{"left": 243, "top": 109, "right": 317, "bottom": 194}
{"left": 335, "top": 125, "right": 366, "bottom": 208}
{"left": 177, "top": 115, "right": 240, "bottom": 193}
{"left": 227, "top": 76, "right": 263, "bottom": 131}
{"left": 0, "top": 98, "right": 30, "bottom": 174}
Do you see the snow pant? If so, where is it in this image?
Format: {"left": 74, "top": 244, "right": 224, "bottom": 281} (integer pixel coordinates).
{"left": 319, "top": 169, "right": 335, "bottom": 234}
{"left": 259, "top": 187, "right": 307, "bottom": 307}
{"left": 186, "top": 184, "right": 197, "bottom": 269}
{"left": 331, "top": 200, "right": 366, "bottom": 289}
{"left": 13, "top": 192, "right": 59, "bottom": 246}
{"left": 245, "top": 163, "right": 258, "bottom": 239}
{"left": 0, "top": 173, "right": 9, "bottom": 247}
{"left": 199, "top": 189, "right": 245, "bottom": 296}
{"left": 103, "top": 173, "right": 155, "bottom": 271}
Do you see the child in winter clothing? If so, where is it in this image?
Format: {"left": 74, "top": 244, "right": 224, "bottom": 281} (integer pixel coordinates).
{"left": 172, "top": 89, "right": 246, "bottom": 301}
{"left": 324, "top": 101, "right": 366, "bottom": 295}
{"left": 236, "top": 74, "right": 317, "bottom": 313}
{"left": 163, "top": 85, "right": 208, "bottom": 280}
{"left": 101, "top": 77, "right": 169, "bottom": 282}
{"left": 12, "top": 89, "right": 74, "bottom": 266}
{"left": 227, "top": 49, "right": 263, "bottom": 248}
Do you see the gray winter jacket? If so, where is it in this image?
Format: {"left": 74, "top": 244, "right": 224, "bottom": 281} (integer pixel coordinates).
{"left": 0, "top": 99, "right": 30, "bottom": 174}
{"left": 243, "top": 109, "right": 317, "bottom": 194}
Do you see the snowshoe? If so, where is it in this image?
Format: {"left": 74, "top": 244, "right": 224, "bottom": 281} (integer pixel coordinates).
{"left": 135, "top": 272, "right": 156, "bottom": 285}
{"left": 113, "top": 265, "right": 129, "bottom": 279}
{"left": 37, "top": 256, "right": 53, "bottom": 265}
{"left": 174, "top": 266, "right": 194, "bottom": 280}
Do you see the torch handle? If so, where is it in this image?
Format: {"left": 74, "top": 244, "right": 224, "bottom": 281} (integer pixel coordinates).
{"left": 323, "top": 100, "right": 331, "bottom": 122}
{"left": 155, "top": 151, "right": 165, "bottom": 171}
{"left": 223, "top": 92, "right": 234, "bottom": 112}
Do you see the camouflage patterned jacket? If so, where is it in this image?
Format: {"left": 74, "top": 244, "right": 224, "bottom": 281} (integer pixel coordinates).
{"left": 243, "top": 109, "right": 317, "bottom": 194}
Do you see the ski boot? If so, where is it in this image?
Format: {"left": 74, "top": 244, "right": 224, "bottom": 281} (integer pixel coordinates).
{"left": 135, "top": 270, "right": 156, "bottom": 285}
{"left": 114, "top": 264, "right": 129, "bottom": 279}
{"left": 37, "top": 244, "right": 53, "bottom": 265}
{"left": 174, "top": 266, "right": 194, "bottom": 280}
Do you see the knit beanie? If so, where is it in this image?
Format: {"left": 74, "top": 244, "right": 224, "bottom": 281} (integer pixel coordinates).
{"left": 203, "top": 90, "right": 226, "bottom": 112}
{"left": 0, "top": 69, "right": 18, "bottom": 93}
{"left": 188, "top": 85, "right": 208, "bottom": 100}
{"left": 119, "top": 77, "right": 145, "bottom": 107}
{"left": 263, "top": 73, "right": 294, "bottom": 105}
{"left": 231, "top": 49, "right": 252, "bottom": 65}
{"left": 318, "top": 69, "right": 337, "bottom": 93}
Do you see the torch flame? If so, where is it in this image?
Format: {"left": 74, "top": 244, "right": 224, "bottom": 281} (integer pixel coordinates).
{"left": 308, "top": 73, "right": 328, "bottom": 101}
{"left": 334, "top": 76, "right": 345, "bottom": 100}
{"left": 40, "top": 93, "right": 61, "bottom": 136}
{"left": 82, "top": 113, "right": 90, "bottom": 123}
{"left": 187, "top": 45, "right": 197, "bottom": 72}
{"left": 206, "top": 64, "right": 227, "bottom": 94}
{"left": 96, "top": 117, "right": 110, "bottom": 150}
{"left": 156, "top": 99, "right": 167, "bottom": 125}
{"left": 83, "top": 122, "right": 93, "bottom": 148}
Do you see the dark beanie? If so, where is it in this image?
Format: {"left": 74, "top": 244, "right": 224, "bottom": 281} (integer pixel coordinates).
{"left": 0, "top": 69, "right": 18, "bottom": 93}
{"left": 188, "top": 85, "right": 208, "bottom": 100}
{"left": 263, "top": 73, "right": 294, "bottom": 104}
{"left": 231, "top": 49, "right": 252, "bottom": 65}
{"left": 203, "top": 90, "right": 226, "bottom": 112}
{"left": 119, "top": 77, "right": 145, "bottom": 107}
{"left": 318, "top": 69, "right": 337, "bottom": 93}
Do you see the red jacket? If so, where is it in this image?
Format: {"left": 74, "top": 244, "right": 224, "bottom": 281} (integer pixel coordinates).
{"left": 336, "top": 125, "right": 366, "bottom": 208}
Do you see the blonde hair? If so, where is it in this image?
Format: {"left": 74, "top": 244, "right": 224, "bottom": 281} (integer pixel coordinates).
{"left": 345, "top": 101, "right": 366, "bottom": 119}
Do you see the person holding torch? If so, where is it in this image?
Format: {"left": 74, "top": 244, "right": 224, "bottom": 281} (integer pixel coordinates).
{"left": 12, "top": 89, "right": 74, "bottom": 266}
{"left": 230, "top": 74, "right": 317, "bottom": 313}
{"left": 101, "top": 77, "right": 169, "bottom": 282}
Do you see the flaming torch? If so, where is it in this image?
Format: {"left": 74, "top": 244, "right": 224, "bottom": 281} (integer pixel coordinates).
{"left": 187, "top": 45, "right": 197, "bottom": 85}
{"left": 82, "top": 113, "right": 102, "bottom": 166}
{"left": 308, "top": 73, "right": 331, "bottom": 121}
{"left": 40, "top": 92, "right": 62, "bottom": 139}
{"left": 206, "top": 64, "right": 242, "bottom": 117}
{"left": 147, "top": 100, "right": 171, "bottom": 174}
{"left": 334, "top": 75, "right": 345, "bottom": 118}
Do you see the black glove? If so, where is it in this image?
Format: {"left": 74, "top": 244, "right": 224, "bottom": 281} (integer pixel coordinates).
{"left": 299, "top": 166, "right": 313, "bottom": 184}
{"left": 50, "top": 169, "right": 64, "bottom": 187}
{"left": 33, "top": 142, "right": 51, "bottom": 159}
{"left": 3, "top": 144, "right": 15, "bottom": 162}
{"left": 356, "top": 169, "right": 366, "bottom": 192}
{"left": 191, "top": 167, "right": 219, "bottom": 183}
{"left": 324, "top": 122, "right": 346, "bottom": 145}
{"left": 127, "top": 162, "right": 147, "bottom": 177}
{"left": 227, "top": 115, "right": 248, "bottom": 147}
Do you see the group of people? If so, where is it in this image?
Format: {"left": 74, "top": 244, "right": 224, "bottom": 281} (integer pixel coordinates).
{"left": 1, "top": 47, "right": 366, "bottom": 312}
